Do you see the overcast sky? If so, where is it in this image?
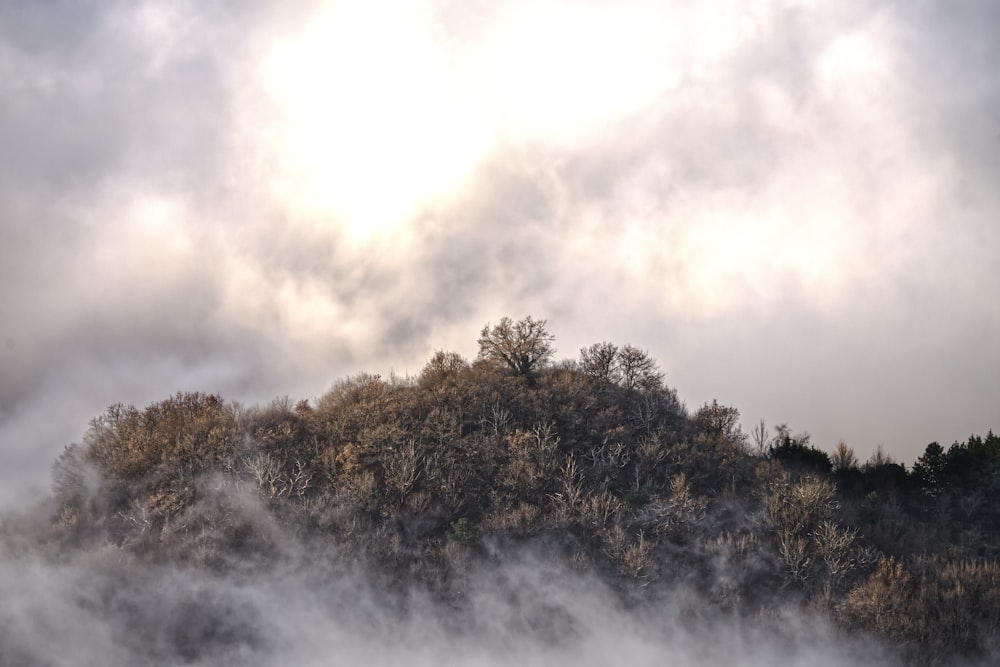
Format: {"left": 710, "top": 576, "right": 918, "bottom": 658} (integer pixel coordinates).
{"left": 1, "top": 0, "right": 998, "bottom": 505}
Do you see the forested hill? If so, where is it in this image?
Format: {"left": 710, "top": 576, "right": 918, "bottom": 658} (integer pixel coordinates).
{"left": 34, "top": 318, "right": 1000, "bottom": 664}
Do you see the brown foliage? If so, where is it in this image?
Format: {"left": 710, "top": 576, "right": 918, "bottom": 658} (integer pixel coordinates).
{"left": 839, "top": 556, "right": 1000, "bottom": 662}
{"left": 44, "top": 323, "right": 1000, "bottom": 660}
{"left": 84, "top": 393, "right": 237, "bottom": 493}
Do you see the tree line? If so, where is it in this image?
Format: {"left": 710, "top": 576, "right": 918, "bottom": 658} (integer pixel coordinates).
{"left": 46, "top": 317, "right": 999, "bottom": 665}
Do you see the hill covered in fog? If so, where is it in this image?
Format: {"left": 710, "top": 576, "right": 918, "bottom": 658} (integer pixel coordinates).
{"left": 5, "top": 317, "right": 998, "bottom": 666}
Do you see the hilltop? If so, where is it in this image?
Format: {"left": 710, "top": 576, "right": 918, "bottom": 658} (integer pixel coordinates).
{"left": 29, "top": 317, "right": 1000, "bottom": 665}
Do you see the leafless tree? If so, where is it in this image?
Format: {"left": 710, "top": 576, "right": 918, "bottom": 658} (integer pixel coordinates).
{"left": 831, "top": 440, "right": 858, "bottom": 472}
{"left": 579, "top": 342, "right": 620, "bottom": 384}
{"left": 863, "top": 444, "right": 895, "bottom": 471}
{"left": 751, "top": 420, "right": 769, "bottom": 456}
{"left": 695, "top": 400, "right": 747, "bottom": 450}
{"left": 477, "top": 316, "right": 555, "bottom": 377}
{"left": 616, "top": 344, "right": 663, "bottom": 391}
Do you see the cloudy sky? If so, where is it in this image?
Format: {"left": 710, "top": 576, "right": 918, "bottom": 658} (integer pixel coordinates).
{"left": 1, "top": 0, "right": 998, "bottom": 505}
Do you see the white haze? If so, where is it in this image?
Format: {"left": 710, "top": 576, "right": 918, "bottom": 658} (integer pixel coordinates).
{"left": 0, "top": 485, "right": 900, "bottom": 667}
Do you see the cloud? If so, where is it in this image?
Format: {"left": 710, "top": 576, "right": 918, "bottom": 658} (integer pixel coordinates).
{"left": 2, "top": 0, "right": 999, "bottom": 504}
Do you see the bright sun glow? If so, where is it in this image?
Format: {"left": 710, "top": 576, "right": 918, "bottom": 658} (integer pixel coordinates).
{"left": 258, "top": 1, "right": 767, "bottom": 246}
{"left": 257, "top": 1, "right": 736, "bottom": 242}
{"left": 260, "top": 1, "right": 494, "bottom": 242}
{"left": 468, "top": 0, "right": 684, "bottom": 141}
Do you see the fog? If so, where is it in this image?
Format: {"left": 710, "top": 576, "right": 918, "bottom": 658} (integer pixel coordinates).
{"left": 1, "top": 486, "right": 897, "bottom": 667}
{"left": 2, "top": 0, "right": 998, "bottom": 662}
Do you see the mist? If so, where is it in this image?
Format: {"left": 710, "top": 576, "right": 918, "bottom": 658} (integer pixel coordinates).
{"left": 2, "top": 0, "right": 998, "bottom": 659}
{"left": 1, "top": 487, "right": 897, "bottom": 667}
{"left": 2, "top": 338, "right": 997, "bottom": 665}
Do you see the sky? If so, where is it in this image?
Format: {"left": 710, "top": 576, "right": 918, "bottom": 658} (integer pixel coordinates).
{"left": 1, "top": 0, "right": 998, "bottom": 506}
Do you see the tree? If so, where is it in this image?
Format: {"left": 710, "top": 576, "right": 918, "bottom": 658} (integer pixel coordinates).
{"left": 831, "top": 440, "right": 864, "bottom": 495}
{"left": 477, "top": 316, "right": 555, "bottom": 378}
{"left": 694, "top": 400, "right": 746, "bottom": 449}
{"left": 751, "top": 419, "right": 769, "bottom": 456}
{"left": 418, "top": 350, "right": 469, "bottom": 388}
{"left": 616, "top": 345, "right": 663, "bottom": 391}
{"left": 912, "top": 442, "right": 946, "bottom": 494}
{"left": 579, "top": 342, "right": 663, "bottom": 392}
{"left": 831, "top": 441, "right": 859, "bottom": 472}
{"left": 768, "top": 424, "right": 831, "bottom": 474}
{"left": 579, "top": 342, "right": 620, "bottom": 384}
{"left": 863, "top": 445, "right": 895, "bottom": 472}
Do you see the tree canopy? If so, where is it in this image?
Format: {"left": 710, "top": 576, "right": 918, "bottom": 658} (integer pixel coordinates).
{"left": 33, "top": 317, "right": 1000, "bottom": 666}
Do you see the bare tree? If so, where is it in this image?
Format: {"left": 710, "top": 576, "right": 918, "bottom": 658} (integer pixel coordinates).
{"left": 831, "top": 440, "right": 858, "bottom": 472}
{"left": 751, "top": 419, "right": 769, "bottom": 456}
{"left": 578, "top": 341, "right": 663, "bottom": 392}
{"left": 863, "top": 445, "right": 895, "bottom": 472}
{"left": 478, "top": 316, "right": 555, "bottom": 377}
{"left": 616, "top": 345, "right": 663, "bottom": 391}
{"left": 694, "top": 400, "right": 747, "bottom": 449}
{"left": 812, "top": 519, "right": 859, "bottom": 586}
{"left": 245, "top": 453, "right": 312, "bottom": 499}
{"left": 579, "top": 342, "right": 620, "bottom": 384}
